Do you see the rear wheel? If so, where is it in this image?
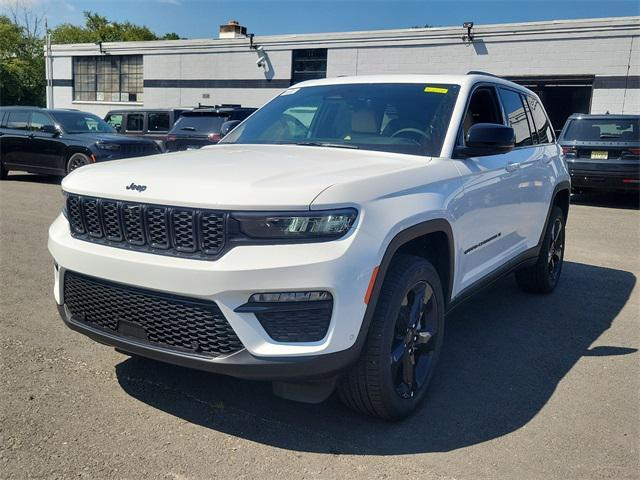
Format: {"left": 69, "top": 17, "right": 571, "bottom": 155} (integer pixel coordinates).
{"left": 516, "top": 206, "right": 565, "bottom": 293}
{"left": 338, "top": 255, "right": 445, "bottom": 420}
{"left": 0, "top": 161, "right": 7, "bottom": 180}
{"left": 66, "top": 153, "right": 90, "bottom": 174}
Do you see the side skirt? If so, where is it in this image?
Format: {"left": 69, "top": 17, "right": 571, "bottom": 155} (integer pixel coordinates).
{"left": 445, "top": 246, "right": 539, "bottom": 314}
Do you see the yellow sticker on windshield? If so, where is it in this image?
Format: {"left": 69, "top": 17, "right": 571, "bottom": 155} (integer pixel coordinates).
{"left": 425, "top": 86, "right": 448, "bottom": 94}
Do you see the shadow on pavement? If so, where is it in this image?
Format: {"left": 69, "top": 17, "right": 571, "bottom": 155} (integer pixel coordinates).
{"left": 116, "top": 261, "right": 636, "bottom": 454}
{"left": 571, "top": 191, "right": 639, "bottom": 210}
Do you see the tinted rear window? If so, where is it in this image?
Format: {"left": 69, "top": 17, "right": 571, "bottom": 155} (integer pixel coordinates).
{"left": 563, "top": 118, "right": 640, "bottom": 142}
{"left": 171, "top": 114, "right": 228, "bottom": 133}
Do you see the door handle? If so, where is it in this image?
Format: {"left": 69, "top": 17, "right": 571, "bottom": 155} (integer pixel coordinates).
{"left": 506, "top": 162, "right": 521, "bottom": 172}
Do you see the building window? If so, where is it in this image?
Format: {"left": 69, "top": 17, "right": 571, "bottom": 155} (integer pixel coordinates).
{"left": 73, "top": 55, "right": 143, "bottom": 103}
{"left": 291, "top": 49, "right": 327, "bottom": 85}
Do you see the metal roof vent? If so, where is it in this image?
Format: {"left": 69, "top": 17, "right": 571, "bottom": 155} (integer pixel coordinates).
{"left": 219, "top": 20, "right": 247, "bottom": 39}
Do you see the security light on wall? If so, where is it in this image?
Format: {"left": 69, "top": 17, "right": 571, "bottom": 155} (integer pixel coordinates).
{"left": 462, "top": 22, "right": 474, "bottom": 42}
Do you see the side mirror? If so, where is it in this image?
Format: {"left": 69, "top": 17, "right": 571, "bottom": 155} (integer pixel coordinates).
{"left": 456, "top": 123, "right": 515, "bottom": 157}
{"left": 220, "top": 120, "right": 241, "bottom": 137}
{"left": 41, "top": 124, "right": 61, "bottom": 136}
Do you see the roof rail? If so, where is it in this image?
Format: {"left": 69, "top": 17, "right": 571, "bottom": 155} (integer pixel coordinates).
{"left": 466, "top": 70, "right": 502, "bottom": 78}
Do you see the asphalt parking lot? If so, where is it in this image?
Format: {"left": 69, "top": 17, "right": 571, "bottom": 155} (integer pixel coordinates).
{"left": 1, "top": 172, "right": 638, "bottom": 480}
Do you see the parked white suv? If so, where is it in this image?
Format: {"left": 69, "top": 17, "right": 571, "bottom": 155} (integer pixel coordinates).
{"left": 49, "top": 74, "right": 570, "bottom": 419}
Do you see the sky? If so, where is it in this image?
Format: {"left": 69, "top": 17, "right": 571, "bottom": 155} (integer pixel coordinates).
{"left": 2, "top": 0, "right": 639, "bottom": 38}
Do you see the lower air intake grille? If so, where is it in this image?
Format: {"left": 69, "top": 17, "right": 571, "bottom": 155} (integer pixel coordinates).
{"left": 63, "top": 271, "right": 244, "bottom": 357}
{"left": 255, "top": 300, "right": 333, "bottom": 343}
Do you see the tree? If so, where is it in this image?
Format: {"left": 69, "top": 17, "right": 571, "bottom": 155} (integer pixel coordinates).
{"left": 50, "top": 11, "right": 174, "bottom": 44}
{"left": 0, "top": 14, "right": 45, "bottom": 106}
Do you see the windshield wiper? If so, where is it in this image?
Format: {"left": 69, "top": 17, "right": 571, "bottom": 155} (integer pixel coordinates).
{"left": 180, "top": 126, "right": 196, "bottom": 131}
{"left": 600, "top": 134, "right": 621, "bottom": 139}
{"left": 295, "top": 141, "right": 359, "bottom": 149}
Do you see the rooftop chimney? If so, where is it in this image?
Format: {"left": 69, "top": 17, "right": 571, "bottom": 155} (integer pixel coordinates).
{"left": 219, "top": 20, "right": 247, "bottom": 39}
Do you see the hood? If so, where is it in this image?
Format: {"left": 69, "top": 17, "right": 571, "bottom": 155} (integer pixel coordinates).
{"left": 62, "top": 144, "right": 427, "bottom": 210}
{"left": 66, "top": 132, "right": 155, "bottom": 144}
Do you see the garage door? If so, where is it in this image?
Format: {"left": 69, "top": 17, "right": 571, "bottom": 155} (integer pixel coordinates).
{"left": 507, "top": 76, "right": 594, "bottom": 136}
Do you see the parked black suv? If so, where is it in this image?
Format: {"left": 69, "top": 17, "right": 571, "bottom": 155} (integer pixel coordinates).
{"left": 165, "top": 105, "right": 256, "bottom": 152}
{"left": 0, "top": 107, "right": 161, "bottom": 179}
{"left": 559, "top": 114, "right": 640, "bottom": 192}
{"left": 105, "top": 108, "right": 186, "bottom": 149}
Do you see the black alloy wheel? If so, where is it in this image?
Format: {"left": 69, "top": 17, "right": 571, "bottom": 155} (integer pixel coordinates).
{"left": 391, "top": 281, "right": 439, "bottom": 400}
{"left": 66, "top": 153, "right": 90, "bottom": 174}
{"left": 338, "top": 254, "right": 445, "bottom": 420}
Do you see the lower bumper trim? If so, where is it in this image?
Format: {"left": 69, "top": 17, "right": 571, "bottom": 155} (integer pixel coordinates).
{"left": 57, "top": 303, "right": 358, "bottom": 381}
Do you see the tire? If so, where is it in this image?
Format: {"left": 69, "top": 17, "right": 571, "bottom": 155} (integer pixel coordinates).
{"left": 66, "top": 152, "right": 90, "bottom": 174}
{"left": 338, "top": 254, "right": 445, "bottom": 420}
{"left": 0, "top": 161, "right": 7, "bottom": 180}
{"left": 515, "top": 206, "right": 565, "bottom": 294}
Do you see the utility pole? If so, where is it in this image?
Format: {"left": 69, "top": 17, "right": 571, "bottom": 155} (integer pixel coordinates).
{"left": 45, "top": 18, "right": 54, "bottom": 108}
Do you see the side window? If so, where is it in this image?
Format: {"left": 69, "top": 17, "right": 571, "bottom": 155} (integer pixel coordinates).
{"left": 527, "top": 96, "right": 554, "bottom": 144}
{"left": 498, "top": 88, "right": 533, "bottom": 147}
{"left": 105, "top": 113, "right": 123, "bottom": 130}
{"left": 148, "top": 112, "right": 170, "bottom": 132}
{"left": 6, "top": 111, "right": 30, "bottom": 130}
{"left": 125, "top": 113, "right": 144, "bottom": 132}
{"left": 461, "top": 87, "right": 503, "bottom": 142}
{"left": 30, "top": 112, "right": 54, "bottom": 131}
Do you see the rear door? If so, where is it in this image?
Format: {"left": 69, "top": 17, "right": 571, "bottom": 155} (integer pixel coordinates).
{"left": 2, "top": 110, "right": 31, "bottom": 169}
{"left": 519, "top": 95, "right": 558, "bottom": 246}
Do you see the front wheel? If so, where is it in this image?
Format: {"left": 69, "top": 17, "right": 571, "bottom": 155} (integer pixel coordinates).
{"left": 0, "top": 161, "right": 8, "bottom": 180}
{"left": 66, "top": 152, "right": 90, "bottom": 174}
{"left": 516, "top": 206, "right": 565, "bottom": 293}
{"left": 338, "top": 255, "right": 445, "bottom": 420}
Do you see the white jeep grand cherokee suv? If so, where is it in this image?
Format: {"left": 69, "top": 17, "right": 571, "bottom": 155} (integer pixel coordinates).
{"left": 49, "top": 73, "right": 570, "bottom": 419}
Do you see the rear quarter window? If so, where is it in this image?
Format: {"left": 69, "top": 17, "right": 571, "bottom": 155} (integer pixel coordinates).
{"left": 527, "top": 97, "right": 554, "bottom": 144}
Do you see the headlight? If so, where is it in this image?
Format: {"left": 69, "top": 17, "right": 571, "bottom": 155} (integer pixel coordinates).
{"left": 96, "top": 141, "right": 121, "bottom": 151}
{"left": 231, "top": 208, "right": 357, "bottom": 240}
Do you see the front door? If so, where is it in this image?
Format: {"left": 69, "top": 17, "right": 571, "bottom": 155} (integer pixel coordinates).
{"left": 452, "top": 85, "right": 526, "bottom": 293}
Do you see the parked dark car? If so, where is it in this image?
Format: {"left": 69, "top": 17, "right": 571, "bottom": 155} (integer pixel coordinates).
{"left": 165, "top": 105, "right": 256, "bottom": 152}
{"left": 0, "top": 107, "right": 161, "bottom": 179}
{"left": 559, "top": 114, "right": 640, "bottom": 192}
{"left": 105, "top": 108, "right": 186, "bottom": 149}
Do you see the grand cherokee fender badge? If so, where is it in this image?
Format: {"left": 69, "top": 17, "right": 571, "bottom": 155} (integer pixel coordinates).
{"left": 126, "top": 182, "right": 147, "bottom": 192}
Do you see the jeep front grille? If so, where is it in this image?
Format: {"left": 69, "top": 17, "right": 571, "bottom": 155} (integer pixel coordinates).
{"left": 66, "top": 194, "right": 226, "bottom": 260}
{"left": 63, "top": 271, "right": 244, "bottom": 357}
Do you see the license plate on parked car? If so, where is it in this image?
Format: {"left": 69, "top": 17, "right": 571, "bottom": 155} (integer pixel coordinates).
{"left": 591, "top": 151, "right": 608, "bottom": 160}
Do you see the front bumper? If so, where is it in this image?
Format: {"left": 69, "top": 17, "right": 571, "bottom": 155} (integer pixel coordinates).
{"left": 49, "top": 213, "right": 377, "bottom": 379}
{"left": 57, "top": 303, "right": 358, "bottom": 380}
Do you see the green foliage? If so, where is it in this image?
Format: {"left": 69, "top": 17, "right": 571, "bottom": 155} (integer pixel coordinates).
{"left": 50, "top": 11, "right": 169, "bottom": 44}
{"left": 0, "top": 10, "right": 183, "bottom": 107}
{"left": 0, "top": 15, "right": 45, "bottom": 106}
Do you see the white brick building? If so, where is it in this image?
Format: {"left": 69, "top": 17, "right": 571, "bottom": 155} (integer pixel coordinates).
{"left": 46, "top": 16, "right": 640, "bottom": 130}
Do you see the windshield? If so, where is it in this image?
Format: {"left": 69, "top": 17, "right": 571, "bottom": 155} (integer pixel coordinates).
{"left": 52, "top": 111, "right": 115, "bottom": 134}
{"left": 563, "top": 118, "right": 640, "bottom": 142}
{"left": 220, "top": 83, "right": 460, "bottom": 156}
{"left": 170, "top": 114, "right": 228, "bottom": 134}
